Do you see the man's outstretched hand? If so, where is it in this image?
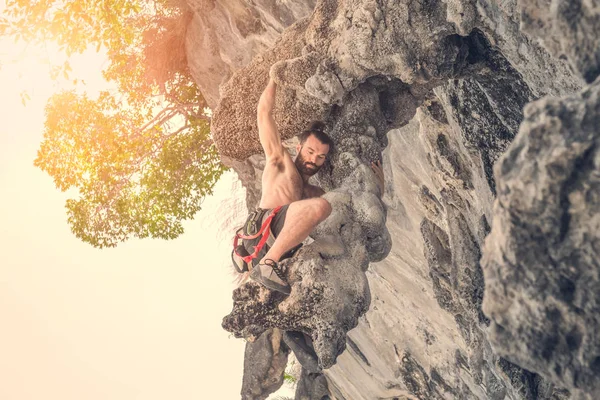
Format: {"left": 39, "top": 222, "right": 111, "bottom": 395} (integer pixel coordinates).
{"left": 371, "top": 160, "right": 385, "bottom": 196}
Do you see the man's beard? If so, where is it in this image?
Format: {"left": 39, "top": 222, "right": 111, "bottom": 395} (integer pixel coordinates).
{"left": 295, "top": 152, "right": 321, "bottom": 176}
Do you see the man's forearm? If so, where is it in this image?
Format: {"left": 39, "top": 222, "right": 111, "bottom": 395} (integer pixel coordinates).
{"left": 257, "top": 79, "right": 277, "bottom": 115}
{"left": 257, "top": 78, "right": 283, "bottom": 159}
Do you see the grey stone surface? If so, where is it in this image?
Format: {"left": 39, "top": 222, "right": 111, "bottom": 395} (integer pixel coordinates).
{"left": 322, "top": 106, "right": 561, "bottom": 400}
{"left": 482, "top": 78, "right": 600, "bottom": 399}
{"left": 241, "top": 328, "right": 290, "bottom": 400}
{"left": 283, "top": 331, "right": 321, "bottom": 374}
{"left": 518, "top": 0, "right": 600, "bottom": 83}
{"left": 184, "top": 0, "right": 316, "bottom": 108}
{"left": 294, "top": 368, "right": 330, "bottom": 400}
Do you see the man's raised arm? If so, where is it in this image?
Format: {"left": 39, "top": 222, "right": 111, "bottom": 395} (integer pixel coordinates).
{"left": 257, "top": 78, "right": 285, "bottom": 162}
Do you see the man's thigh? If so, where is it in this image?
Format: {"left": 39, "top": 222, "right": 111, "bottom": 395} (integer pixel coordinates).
{"left": 269, "top": 204, "right": 289, "bottom": 237}
{"left": 269, "top": 197, "right": 325, "bottom": 236}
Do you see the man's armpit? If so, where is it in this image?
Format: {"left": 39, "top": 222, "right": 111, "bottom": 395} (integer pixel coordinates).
{"left": 265, "top": 154, "right": 286, "bottom": 172}
{"left": 304, "top": 185, "right": 325, "bottom": 198}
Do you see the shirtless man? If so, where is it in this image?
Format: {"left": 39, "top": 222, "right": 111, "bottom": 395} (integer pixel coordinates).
{"left": 239, "top": 77, "right": 385, "bottom": 295}
{"left": 244, "top": 78, "right": 334, "bottom": 295}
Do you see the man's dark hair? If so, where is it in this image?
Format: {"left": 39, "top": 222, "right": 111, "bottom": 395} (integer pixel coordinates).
{"left": 298, "top": 121, "right": 334, "bottom": 151}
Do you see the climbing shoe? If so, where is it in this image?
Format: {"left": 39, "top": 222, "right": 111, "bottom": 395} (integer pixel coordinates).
{"left": 249, "top": 259, "right": 291, "bottom": 295}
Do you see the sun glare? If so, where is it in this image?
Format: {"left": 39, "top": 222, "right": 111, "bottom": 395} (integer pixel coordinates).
{"left": 0, "top": 36, "right": 110, "bottom": 108}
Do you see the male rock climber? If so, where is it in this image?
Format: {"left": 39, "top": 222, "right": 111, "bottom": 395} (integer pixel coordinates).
{"left": 235, "top": 77, "right": 385, "bottom": 295}
{"left": 238, "top": 77, "right": 334, "bottom": 295}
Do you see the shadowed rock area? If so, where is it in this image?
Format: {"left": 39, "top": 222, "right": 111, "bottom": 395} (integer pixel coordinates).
{"left": 241, "top": 328, "right": 290, "bottom": 400}
{"left": 184, "top": 0, "right": 599, "bottom": 398}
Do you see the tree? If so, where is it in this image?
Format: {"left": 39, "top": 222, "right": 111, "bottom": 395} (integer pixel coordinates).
{"left": 1, "top": 0, "right": 226, "bottom": 247}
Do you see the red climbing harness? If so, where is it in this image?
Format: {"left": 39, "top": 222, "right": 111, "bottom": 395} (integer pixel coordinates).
{"left": 232, "top": 206, "right": 282, "bottom": 272}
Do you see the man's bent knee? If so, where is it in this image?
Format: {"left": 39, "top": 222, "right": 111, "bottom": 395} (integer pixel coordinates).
{"left": 314, "top": 198, "right": 332, "bottom": 221}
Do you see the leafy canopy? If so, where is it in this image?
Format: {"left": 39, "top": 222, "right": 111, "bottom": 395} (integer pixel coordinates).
{"left": 2, "top": 0, "right": 226, "bottom": 248}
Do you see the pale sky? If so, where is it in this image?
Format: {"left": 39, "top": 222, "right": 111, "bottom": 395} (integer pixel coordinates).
{"left": 0, "top": 35, "right": 296, "bottom": 399}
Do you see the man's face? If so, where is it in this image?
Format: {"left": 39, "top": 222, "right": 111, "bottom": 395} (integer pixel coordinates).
{"left": 295, "top": 134, "right": 330, "bottom": 176}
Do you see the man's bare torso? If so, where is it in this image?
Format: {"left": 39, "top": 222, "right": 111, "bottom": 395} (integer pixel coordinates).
{"left": 256, "top": 79, "right": 326, "bottom": 209}
{"left": 259, "top": 149, "right": 322, "bottom": 209}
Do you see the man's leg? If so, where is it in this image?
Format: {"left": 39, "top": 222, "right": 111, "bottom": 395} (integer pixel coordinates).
{"left": 261, "top": 197, "right": 332, "bottom": 264}
{"left": 250, "top": 198, "right": 331, "bottom": 294}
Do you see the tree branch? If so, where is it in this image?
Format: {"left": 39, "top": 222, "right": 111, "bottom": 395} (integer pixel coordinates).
{"left": 164, "top": 123, "right": 190, "bottom": 138}
{"left": 137, "top": 107, "right": 177, "bottom": 134}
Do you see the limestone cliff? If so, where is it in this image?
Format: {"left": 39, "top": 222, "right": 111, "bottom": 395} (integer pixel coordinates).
{"left": 185, "top": 0, "right": 599, "bottom": 398}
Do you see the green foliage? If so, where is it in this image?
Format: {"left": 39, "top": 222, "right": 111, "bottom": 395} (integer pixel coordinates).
{"left": 283, "top": 372, "right": 297, "bottom": 385}
{"left": 4, "top": 0, "right": 226, "bottom": 247}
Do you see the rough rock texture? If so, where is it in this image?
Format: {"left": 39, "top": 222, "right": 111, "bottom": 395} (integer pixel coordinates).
{"left": 241, "top": 328, "right": 290, "bottom": 400}
{"left": 479, "top": 2, "right": 600, "bottom": 400}
{"left": 482, "top": 78, "right": 600, "bottom": 399}
{"left": 295, "top": 368, "right": 331, "bottom": 400}
{"left": 182, "top": 0, "right": 600, "bottom": 398}
{"left": 321, "top": 105, "right": 562, "bottom": 400}
{"left": 185, "top": 0, "right": 316, "bottom": 108}
{"left": 519, "top": 0, "right": 600, "bottom": 84}
{"left": 210, "top": 1, "right": 505, "bottom": 160}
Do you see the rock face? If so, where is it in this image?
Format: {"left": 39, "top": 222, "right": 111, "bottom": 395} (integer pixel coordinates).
{"left": 479, "top": 2, "right": 600, "bottom": 400}
{"left": 185, "top": 0, "right": 316, "bottom": 108}
{"left": 482, "top": 76, "right": 600, "bottom": 400}
{"left": 241, "top": 328, "right": 290, "bottom": 400}
{"left": 210, "top": 2, "right": 508, "bottom": 160}
{"left": 519, "top": 0, "right": 600, "bottom": 84}
{"left": 184, "top": 0, "right": 600, "bottom": 398}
